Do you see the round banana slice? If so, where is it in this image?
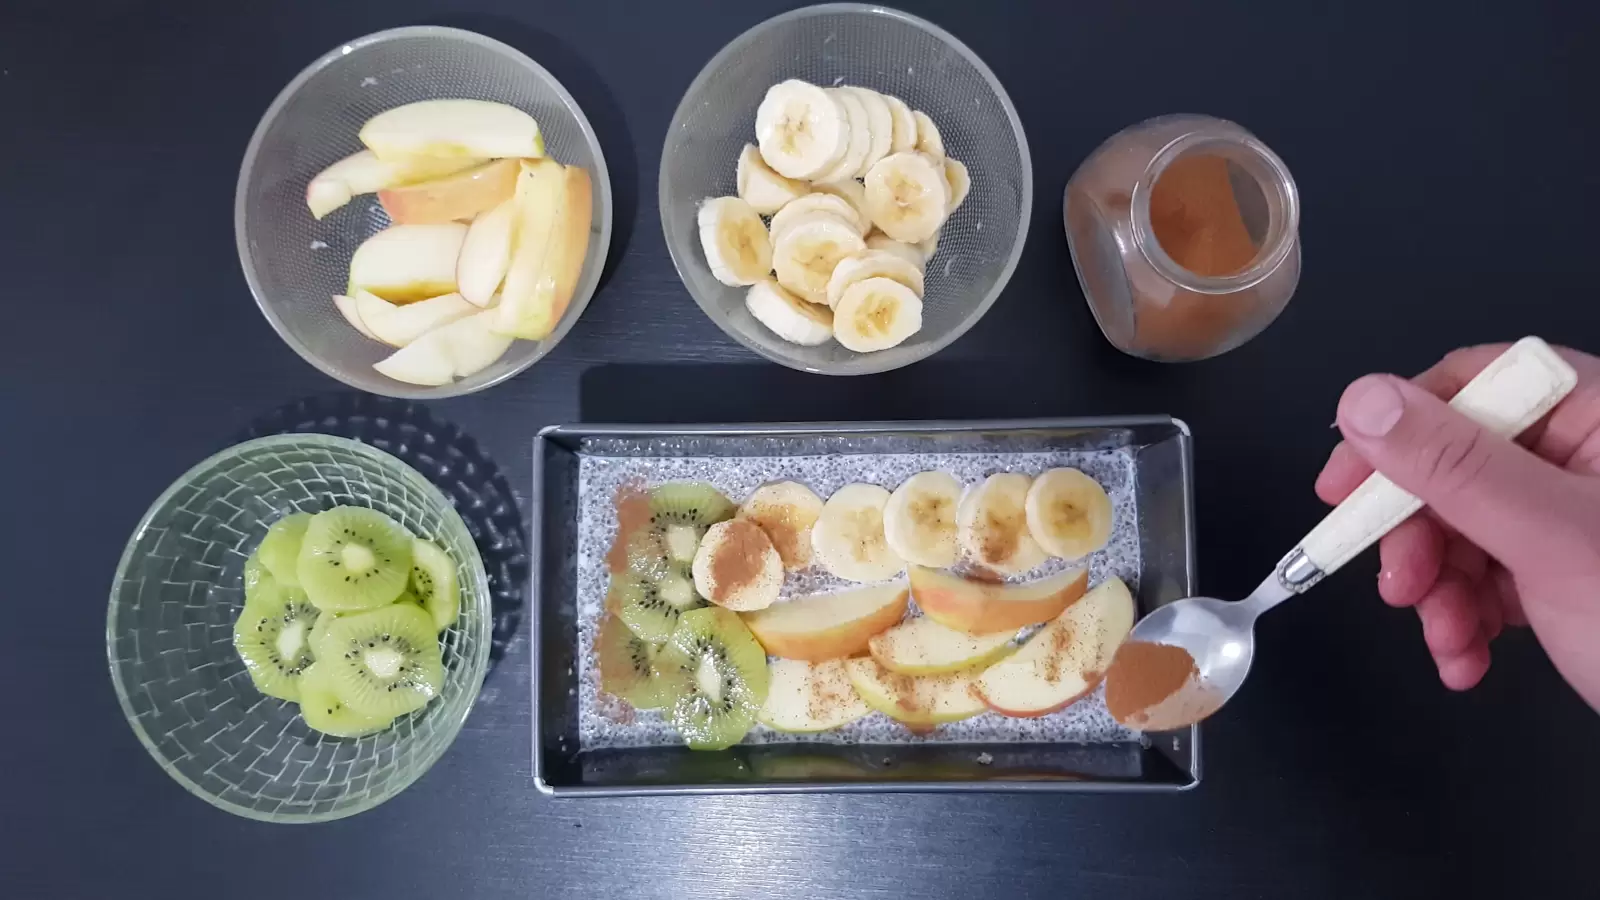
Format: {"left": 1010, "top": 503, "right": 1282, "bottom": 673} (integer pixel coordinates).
{"left": 833, "top": 277, "right": 923, "bottom": 352}
{"left": 813, "top": 88, "right": 873, "bottom": 184}
{"left": 883, "top": 94, "right": 918, "bottom": 154}
{"left": 943, "top": 158, "right": 970, "bottom": 214}
{"left": 912, "top": 110, "right": 945, "bottom": 157}
{"left": 956, "top": 473, "right": 1048, "bottom": 575}
{"left": 826, "top": 249, "right": 925, "bottom": 308}
{"left": 883, "top": 471, "right": 963, "bottom": 568}
{"left": 739, "top": 481, "right": 825, "bottom": 571}
{"left": 692, "top": 518, "right": 783, "bottom": 611}
{"left": 918, "top": 229, "right": 940, "bottom": 262}
{"left": 863, "top": 152, "right": 949, "bottom": 243}
{"left": 756, "top": 80, "right": 850, "bottom": 180}
{"left": 866, "top": 233, "right": 927, "bottom": 271}
{"left": 812, "top": 483, "right": 905, "bottom": 583}
{"left": 772, "top": 213, "right": 867, "bottom": 306}
{"left": 737, "top": 143, "right": 807, "bottom": 215}
{"left": 845, "top": 87, "right": 895, "bottom": 177}
{"left": 698, "top": 196, "right": 773, "bottom": 287}
{"left": 1024, "top": 468, "right": 1113, "bottom": 560}
{"left": 745, "top": 280, "right": 833, "bottom": 347}
{"left": 811, "top": 179, "right": 873, "bottom": 233}
{"left": 770, "top": 193, "right": 866, "bottom": 241}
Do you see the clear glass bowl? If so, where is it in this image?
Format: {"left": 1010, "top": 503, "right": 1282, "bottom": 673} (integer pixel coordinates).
{"left": 236, "top": 26, "right": 613, "bottom": 398}
{"left": 661, "top": 3, "right": 1032, "bottom": 375}
{"left": 107, "top": 435, "right": 491, "bottom": 822}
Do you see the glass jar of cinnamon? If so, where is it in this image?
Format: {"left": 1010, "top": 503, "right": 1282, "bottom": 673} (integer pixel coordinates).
{"left": 1064, "top": 115, "right": 1301, "bottom": 362}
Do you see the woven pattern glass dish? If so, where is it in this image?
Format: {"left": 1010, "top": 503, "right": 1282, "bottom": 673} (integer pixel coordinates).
{"left": 108, "top": 435, "right": 491, "bottom": 822}
{"left": 236, "top": 26, "right": 612, "bottom": 399}
{"left": 661, "top": 3, "right": 1032, "bottom": 375}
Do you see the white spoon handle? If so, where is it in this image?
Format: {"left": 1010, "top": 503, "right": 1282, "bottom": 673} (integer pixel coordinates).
{"left": 1283, "top": 337, "right": 1578, "bottom": 591}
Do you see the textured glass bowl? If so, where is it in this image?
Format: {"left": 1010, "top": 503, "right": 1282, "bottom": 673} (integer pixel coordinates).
{"left": 661, "top": 3, "right": 1032, "bottom": 375}
{"left": 236, "top": 26, "right": 612, "bottom": 399}
{"left": 107, "top": 435, "right": 491, "bottom": 822}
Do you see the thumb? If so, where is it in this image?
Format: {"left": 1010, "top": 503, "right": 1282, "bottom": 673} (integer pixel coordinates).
{"left": 1336, "top": 374, "right": 1592, "bottom": 570}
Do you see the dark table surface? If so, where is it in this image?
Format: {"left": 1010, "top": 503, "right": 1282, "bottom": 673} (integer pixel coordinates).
{"left": 4, "top": 0, "right": 1598, "bottom": 897}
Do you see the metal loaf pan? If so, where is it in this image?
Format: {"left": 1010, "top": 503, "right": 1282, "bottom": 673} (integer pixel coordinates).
{"left": 532, "top": 418, "right": 1198, "bottom": 795}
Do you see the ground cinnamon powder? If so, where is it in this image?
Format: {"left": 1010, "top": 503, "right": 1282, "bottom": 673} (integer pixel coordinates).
{"left": 605, "top": 483, "right": 652, "bottom": 575}
{"left": 707, "top": 519, "right": 769, "bottom": 603}
{"left": 1104, "top": 640, "right": 1198, "bottom": 725}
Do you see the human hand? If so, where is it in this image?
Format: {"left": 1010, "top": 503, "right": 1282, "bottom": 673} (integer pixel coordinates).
{"left": 1315, "top": 343, "right": 1600, "bottom": 709}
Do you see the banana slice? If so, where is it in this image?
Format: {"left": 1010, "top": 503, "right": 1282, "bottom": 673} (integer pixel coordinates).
{"left": 698, "top": 196, "right": 772, "bottom": 287}
{"left": 812, "top": 483, "right": 905, "bottom": 583}
{"left": 863, "top": 152, "right": 949, "bottom": 243}
{"left": 739, "top": 481, "right": 825, "bottom": 571}
{"left": 866, "top": 233, "right": 927, "bottom": 271}
{"left": 737, "top": 143, "right": 807, "bottom": 215}
{"left": 943, "top": 158, "right": 970, "bottom": 214}
{"left": 811, "top": 179, "right": 872, "bottom": 233}
{"left": 692, "top": 518, "right": 783, "bottom": 611}
{"left": 770, "top": 193, "right": 866, "bottom": 241}
{"left": 912, "top": 110, "right": 945, "bottom": 157}
{"left": 756, "top": 80, "right": 850, "bottom": 180}
{"left": 833, "top": 276, "right": 923, "bottom": 352}
{"left": 845, "top": 88, "right": 895, "bottom": 176}
{"left": 883, "top": 471, "right": 963, "bottom": 568}
{"left": 918, "top": 229, "right": 941, "bottom": 261}
{"left": 771, "top": 213, "right": 867, "bottom": 305}
{"left": 957, "top": 473, "right": 1048, "bottom": 575}
{"left": 883, "top": 94, "right": 918, "bottom": 154}
{"left": 745, "top": 280, "right": 833, "bottom": 347}
{"left": 825, "top": 249, "right": 925, "bottom": 308}
{"left": 813, "top": 88, "right": 873, "bottom": 184}
{"left": 1024, "top": 468, "right": 1114, "bottom": 560}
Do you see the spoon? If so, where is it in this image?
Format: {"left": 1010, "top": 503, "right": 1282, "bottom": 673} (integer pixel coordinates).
{"left": 1111, "top": 337, "right": 1579, "bottom": 731}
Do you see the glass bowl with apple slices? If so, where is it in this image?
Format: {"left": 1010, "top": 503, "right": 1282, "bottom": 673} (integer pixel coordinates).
{"left": 236, "top": 26, "right": 612, "bottom": 398}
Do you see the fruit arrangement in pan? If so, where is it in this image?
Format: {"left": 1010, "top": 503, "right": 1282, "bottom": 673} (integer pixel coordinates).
{"left": 597, "top": 470, "right": 1136, "bottom": 750}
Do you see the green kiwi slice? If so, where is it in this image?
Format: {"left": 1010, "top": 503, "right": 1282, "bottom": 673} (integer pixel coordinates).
{"left": 233, "top": 582, "right": 321, "bottom": 702}
{"left": 321, "top": 603, "right": 444, "bottom": 720}
{"left": 243, "top": 553, "right": 276, "bottom": 603}
{"left": 624, "top": 483, "right": 736, "bottom": 581}
{"left": 299, "top": 662, "right": 395, "bottom": 738}
{"left": 613, "top": 572, "right": 703, "bottom": 643}
{"left": 296, "top": 506, "right": 414, "bottom": 612}
{"left": 653, "top": 607, "right": 769, "bottom": 751}
{"left": 309, "top": 609, "right": 340, "bottom": 661}
{"left": 597, "top": 615, "right": 661, "bottom": 709}
{"left": 409, "top": 539, "right": 460, "bottom": 632}
{"left": 257, "top": 512, "right": 311, "bottom": 588}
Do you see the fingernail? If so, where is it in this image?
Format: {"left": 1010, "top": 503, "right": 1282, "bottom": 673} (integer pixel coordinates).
{"left": 1343, "top": 376, "right": 1404, "bottom": 437}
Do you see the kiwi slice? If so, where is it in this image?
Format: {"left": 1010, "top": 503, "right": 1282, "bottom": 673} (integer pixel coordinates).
{"left": 296, "top": 506, "right": 414, "bottom": 612}
{"left": 299, "top": 662, "right": 395, "bottom": 738}
{"left": 624, "top": 483, "right": 736, "bottom": 581}
{"left": 597, "top": 615, "right": 661, "bottom": 709}
{"left": 613, "top": 572, "right": 703, "bottom": 643}
{"left": 321, "top": 603, "right": 444, "bottom": 720}
{"left": 309, "top": 609, "right": 340, "bottom": 661}
{"left": 653, "top": 607, "right": 769, "bottom": 751}
{"left": 409, "top": 539, "right": 460, "bottom": 632}
{"left": 233, "top": 582, "right": 321, "bottom": 702}
{"left": 257, "top": 512, "right": 311, "bottom": 588}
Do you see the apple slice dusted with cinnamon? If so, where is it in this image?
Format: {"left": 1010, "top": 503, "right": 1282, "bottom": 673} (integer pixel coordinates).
{"left": 740, "top": 581, "right": 909, "bottom": 661}
{"left": 868, "top": 616, "right": 1015, "bottom": 675}
{"left": 974, "top": 577, "right": 1135, "bottom": 718}
{"left": 909, "top": 565, "right": 1087, "bottom": 635}
{"left": 843, "top": 657, "right": 984, "bottom": 731}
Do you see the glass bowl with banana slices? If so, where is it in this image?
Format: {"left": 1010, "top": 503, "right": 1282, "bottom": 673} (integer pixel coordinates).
{"left": 660, "top": 3, "right": 1032, "bottom": 375}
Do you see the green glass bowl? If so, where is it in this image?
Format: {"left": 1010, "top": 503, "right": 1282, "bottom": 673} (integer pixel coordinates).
{"left": 107, "top": 434, "right": 491, "bottom": 822}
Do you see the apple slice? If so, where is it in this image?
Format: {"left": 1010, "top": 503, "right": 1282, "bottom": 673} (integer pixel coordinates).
{"left": 758, "top": 659, "right": 871, "bottom": 732}
{"left": 352, "top": 290, "right": 475, "bottom": 347}
{"left": 869, "top": 617, "right": 1016, "bottom": 675}
{"left": 306, "top": 150, "right": 486, "bottom": 219}
{"left": 975, "top": 577, "right": 1136, "bottom": 718}
{"left": 372, "top": 332, "right": 454, "bottom": 386}
{"left": 843, "top": 657, "right": 985, "bottom": 731}
{"left": 359, "top": 99, "right": 545, "bottom": 162}
{"left": 456, "top": 198, "right": 516, "bottom": 307}
{"left": 494, "top": 160, "right": 593, "bottom": 340}
{"left": 910, "top": 565, "right": 1087, "bottom": 635}
{"left": 431, "top": 308, "right": 514, "bottom": 378}
{"left": 346, "top": 223, "right": 467, "bottom": 304}
{"left": 332, "top": 294, "right": 382, "bottom": 342}
{"left": 377, "top": 158, "right": 521, "bottom": 225}
{"left": 740, "top": 582, "right": 909, "bottom": 661}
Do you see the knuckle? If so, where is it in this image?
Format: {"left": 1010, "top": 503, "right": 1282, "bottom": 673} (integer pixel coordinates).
{"left": 1413, "top": 422, "right": 1491, "bottom": 495}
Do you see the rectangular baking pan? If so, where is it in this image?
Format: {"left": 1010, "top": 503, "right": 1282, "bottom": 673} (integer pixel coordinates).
{"left": 531, "top": 418, "right": 1199, "bottom": 795}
